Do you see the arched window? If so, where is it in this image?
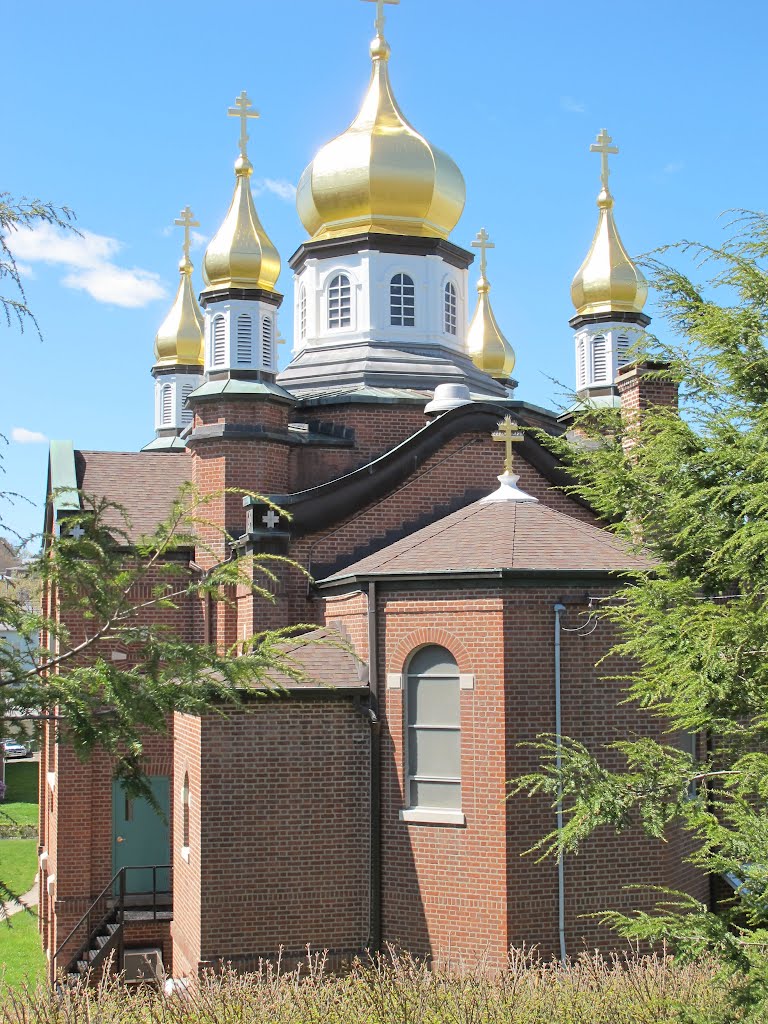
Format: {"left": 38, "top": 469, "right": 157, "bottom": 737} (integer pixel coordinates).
{"left": 616, "top": 333, "right": 630, "bottom": 367}
{"left": 406, "top": 645, "right": 461, "bottom": 810}
{"left": 161, "top": 384, "right": 173, "bottom": 425}
{"left": 236, "top": 314, "right": 252, "bottom": 364}
{"left": 262, "top": 316, "right": 273, "bottom": 368}
{"left": 181, "top": 383, "right": 194, "bottom": 426}
{"left": 577, "top": 338, "right": 586, "bottom": 388}
{"left": 444, "top": 282, "right": 457, "bottom": 335}
{"left": 390, "top": 273, "right": 415, "bottom": 327}
{"left": 299, "top": 286, "right": 307, "bottom": 340}
{"left": 181, "top": 772, "right": 190, "bottom": 851}
{"left": 592, "top": 334, "right": 607, "bottom": 382}
{"left": 328, "top": 274, "right": 352, "bottom": 329}
{"left": 212, "top": 314, "right": 226, "bottom": 366}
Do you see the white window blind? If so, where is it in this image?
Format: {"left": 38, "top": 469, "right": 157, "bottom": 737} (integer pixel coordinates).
{"left": 406, "top": 645, "right": 461, "bottom": 811}
{"left": 161, "top": 385, "right": 173, "bottom": 425}
{"left": 299, "top": 286, "right": 307, "bottom": 340}
{"left": 181, "top": 383, "right": 193, "bottom": 426}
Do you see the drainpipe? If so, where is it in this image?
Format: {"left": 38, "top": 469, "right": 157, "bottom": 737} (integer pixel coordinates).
{"left": 553, "top": 602, "right": 567, "bottom": 963}
{"left": 366, "top": 579, "right": 382, "bottom": 951}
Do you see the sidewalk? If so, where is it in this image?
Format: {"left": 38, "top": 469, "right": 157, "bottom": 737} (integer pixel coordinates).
{"left": 1, "top": 876, "right": 39, "bottom": 918}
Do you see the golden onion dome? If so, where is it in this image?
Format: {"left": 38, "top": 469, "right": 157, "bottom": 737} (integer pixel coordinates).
{"left": 467, "top": 229, "right": 515, "bottom": 380}
{"left": 203, "top": 92, "right": 281, "bottom": 292}
{"left": 154, "top": 208, "right": 204, "bottom": 367}
{"left": 571, "top": 129, "right": 648, "bottom": 318}
{"left": 296, "top": 27, "right": 466, "bottom": 242}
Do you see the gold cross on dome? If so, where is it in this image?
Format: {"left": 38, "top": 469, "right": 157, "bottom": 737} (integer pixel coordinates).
{"left": 228, "top": 90, "right": 260, "bottom": 160}
{"left": 174, "top": 206, "right": 199, "bottom": 264}
{"left": 492, "top": 415, "right": 524, "bottom": 476}
{"left": 590, "top": 128, "right": 619, "bottom": 190}
{"left": 362, "top": 0, "right": 399, "bottom": 37}
{"left": 472, "top": 227, "right": 495, "bottom": 279}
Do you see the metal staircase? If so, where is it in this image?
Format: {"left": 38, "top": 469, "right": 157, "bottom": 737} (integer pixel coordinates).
{"left": 52, "top": 865, "right": 170, "bottom": 985}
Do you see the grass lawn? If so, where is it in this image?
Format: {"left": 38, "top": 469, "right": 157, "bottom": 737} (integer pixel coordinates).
{"left": 0, "top": 839, "right": 38, "bottom": 900}
{"left": 1, "top": 762, "right": 38, "bottom": 835}
{"left": 0, "top": 910, "right": 46, "bottom": 990}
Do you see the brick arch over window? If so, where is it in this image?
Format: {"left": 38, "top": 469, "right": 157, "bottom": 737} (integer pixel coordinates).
{"left": 391, "top": 628, "right": 472, "bottom": 675}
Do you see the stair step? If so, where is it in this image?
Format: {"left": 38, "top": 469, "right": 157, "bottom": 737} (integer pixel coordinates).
{"left": 96, "top": 935, "right": 110, "bottom": 948}
{"left": 106, "top": 923, "right": 119, "bottom": 934}
{"left": 77, "top": 961, "right": 89, "bottom": 973}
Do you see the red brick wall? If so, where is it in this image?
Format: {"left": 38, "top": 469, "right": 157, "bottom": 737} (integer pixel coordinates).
{"left": 324, "top": 580, "right": 707, "bottom": 966}
{"left": 172, "top": 714, "right": 202, "bottom": 978}
{"left": 176, "top": 702, "right": 370, "bottom": 968}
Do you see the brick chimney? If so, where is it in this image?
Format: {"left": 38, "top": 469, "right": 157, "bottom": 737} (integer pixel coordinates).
{"left": 616, "top": 360, "right": 678, "bottom": 452}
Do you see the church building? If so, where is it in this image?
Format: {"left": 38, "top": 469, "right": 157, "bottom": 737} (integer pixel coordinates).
{"left": 38, "top": 1, "right": 706, "bottom": 983}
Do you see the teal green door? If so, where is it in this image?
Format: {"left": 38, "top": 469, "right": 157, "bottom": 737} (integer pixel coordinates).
{"left": 112, "top": 777, "right": 170, "bottom": 894}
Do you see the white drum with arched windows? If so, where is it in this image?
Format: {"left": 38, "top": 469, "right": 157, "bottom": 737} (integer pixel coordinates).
{"left": 405, "top": 645, "right": 461, "bottom": 811}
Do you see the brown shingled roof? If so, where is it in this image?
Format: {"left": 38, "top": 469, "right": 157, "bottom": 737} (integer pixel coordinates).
{"left": 259, "top": 628, "right": 367, "bottom": 690}
{"left": 75, "top": 451, "right": 191, "bottom": 544}
{"left": 322, "top": 498, "right": 652, "bottom": 580}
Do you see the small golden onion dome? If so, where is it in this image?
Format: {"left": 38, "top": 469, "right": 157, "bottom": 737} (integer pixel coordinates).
{"left": 467, "top": 229, "right": 515, "bottom": 379}
{"left": 570, "top": 187, "right": 648, "bottom": 317}
{"left": 203, "top": 154, "right": 281, "bottom": 291}
{"left": 154, "top": 252, "right": 204, "bottom": 367}
{"left": 296, "top": 33, "right": 466, "bottom": 241}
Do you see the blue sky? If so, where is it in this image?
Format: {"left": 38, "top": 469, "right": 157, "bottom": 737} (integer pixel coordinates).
{"left": 3, "top": 0, "right": 766, "bottom": 540}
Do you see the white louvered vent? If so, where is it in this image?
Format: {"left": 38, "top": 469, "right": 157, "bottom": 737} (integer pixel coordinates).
{"left": 617, "top": 333, "right": 630, "bottom": 367}
{"left": 161, "top": 385, "right": 173, "bottom": 425}
{"left": 262, "top": 316, "right": 272, "bottom": 368}
{"left": 236, "top": 315, "right": 252, "bottom": 364}
{"left": 592, "top": 335, "right": 607, "bottom": 382}
{"left": 577, "top": 339, "right": 586, "bottom": 388}
{"left": 181, "top": 383, "right": 194, "bottom": 426}
{"left": 212, "top": 315, "right": 226, "bottom": 366}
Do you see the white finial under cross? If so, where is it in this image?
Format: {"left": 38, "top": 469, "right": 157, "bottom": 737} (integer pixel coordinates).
{"left": 228, "top": 90, "right": 260, "bottom": 160}
{"left": 362, "top": 0, "right": 399, "bottom": 38}
{"left": 262, "top": 509, "right": 280, "bottom": 530}
{"left": 174, "top": 206, "right": 199, "bottom": 265}
{"left": 590, "top": 128, "right": 618, "bottom": 191}
{"left": 472, "top": 228, "right": 495, "bottom": 280}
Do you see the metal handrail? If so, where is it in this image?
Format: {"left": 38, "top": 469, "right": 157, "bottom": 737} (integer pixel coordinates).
{"left": 51, "top": 863, "right": 171, "bottom": 978}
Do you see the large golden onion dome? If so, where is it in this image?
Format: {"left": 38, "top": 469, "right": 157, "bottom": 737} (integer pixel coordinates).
{"left": 467, "top": 229, "right": 515, "bottom": 380}
{"left": 296, "top": 26, "right": 465, "bottom": 242}
{"left": 154, "top": 208, "right": 204, "bottom": 367}
{"left": 203, "top": 92, "right": 281, "bottom": 292}
{"left": 571, "top": 129, "right": 647, "bottom": 318}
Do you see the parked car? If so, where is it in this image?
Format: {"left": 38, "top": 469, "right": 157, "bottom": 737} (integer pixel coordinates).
{"left": 2, "top": 740, "right": 31, "bottom": 759}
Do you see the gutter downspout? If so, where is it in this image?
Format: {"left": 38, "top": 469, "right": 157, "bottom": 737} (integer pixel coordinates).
{"left": 366, "top": 579, "right": 382, "bottom": 952}
{"left": 553, "top": 602, "right": 567, "bottom": 963}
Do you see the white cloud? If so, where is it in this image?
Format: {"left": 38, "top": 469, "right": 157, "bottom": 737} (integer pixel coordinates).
{"left": 10, "top": 223, "right": 166, "bottom": 309}
{"left": 254, "top": 178, "right": 296, "bottom": 201}
{"left": 190, "top": 230, "right": 208, "bottom": 250}
{"left": 560, "top": 96, "right": 586, "bottom": 114}
{"left": 12, "top": 223, "right": 120, "bottom": 269}
{"left": 12, "top": 427, "right": 48, "bottom": 444}
{"left": 663, "top": 161, "right": 684, "bottom": 174}
{"left": 14, "top": 263, "right": 34, "bottom": 278}
{"left": 61, "top": 265, "right": 166, "bottom": 308}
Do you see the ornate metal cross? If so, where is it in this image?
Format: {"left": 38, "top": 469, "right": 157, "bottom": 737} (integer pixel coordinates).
{"left": 590, "top": 128, "right": 618, "bottom": 191}
{"left": 472, "top": 227, "right": 495, "bottom": 279}
{"left": 492, "top": 415, "right": 524, "bottom": 476}
{"left": 174, "top": 206, "right": 199, "bottom": 264}
{"left": 228, "top": 90, "right": 260, "bottom": 159}
{"left": 362, "top": 0, "right": 399, "bottom": 37}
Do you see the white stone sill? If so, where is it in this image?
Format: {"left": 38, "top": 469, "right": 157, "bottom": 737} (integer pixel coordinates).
{"left": 399, "top": 808, "right": 466, "bottom": 826}
{"left": 180, "top": 846, "right": 191, "bottom": 864}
